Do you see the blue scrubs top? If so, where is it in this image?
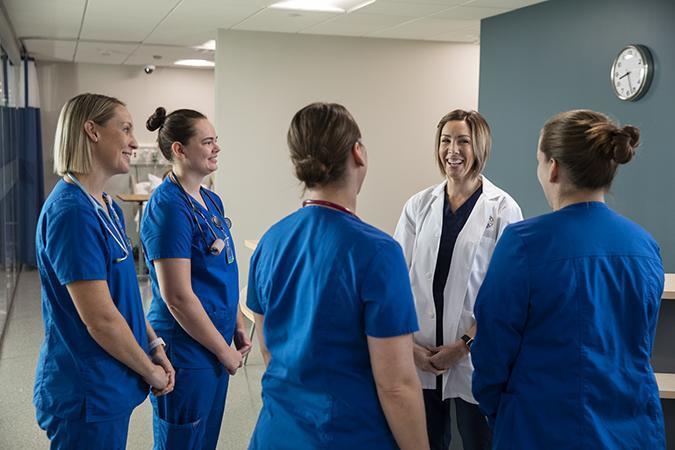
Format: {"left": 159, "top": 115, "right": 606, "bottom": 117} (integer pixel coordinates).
{"left": 472, "top": 202, "right": 665, "bottom": 449}
{"left": 141, "top": 177, "right": 239, "bottom": 369}
{"left": 247, "top": 206, "right": 419, "bottom": 449}
{"left": 34, "top": 180, "right": 149, "bottom": 422}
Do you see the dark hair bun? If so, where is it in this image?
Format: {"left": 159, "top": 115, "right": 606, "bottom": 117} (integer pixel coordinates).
{"left": 294, "top": 156, "right": 331, "bottom": 187}
{"left": 611, "top": 125, "right": 640, "bottom": 164}
{"left": 146, "top": 107, "right": 167, "bottom": 132}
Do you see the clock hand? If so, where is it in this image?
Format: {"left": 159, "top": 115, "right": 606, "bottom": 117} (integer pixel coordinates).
{"left": 619, "top": 71, "right": 631, "bottom": 80}
{"left": 626, "top": 72, "right": 634, "bottom": 90}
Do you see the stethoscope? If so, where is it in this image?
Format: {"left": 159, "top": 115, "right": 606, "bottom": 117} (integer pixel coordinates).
{"left": 65, "top": 172, "right": 131, "bottom": 263}
{"left": 169, "top": 172, "right": 234, "bottom": 263}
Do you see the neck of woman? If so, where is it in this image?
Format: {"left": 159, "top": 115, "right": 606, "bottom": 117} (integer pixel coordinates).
{"left": 305, "top": 183, "right": 358, "bottom": 215}
{"left": 66, "top": 169, "right": 110, "bottom": 207}
{"left": 555, "top": 189, "right": 605, "bottom": 211}
{"left": 172, "top": 166, "right": 206, "bottom": 199}
{"left": 445, "top": 175, "right": 482, "bottom": 211}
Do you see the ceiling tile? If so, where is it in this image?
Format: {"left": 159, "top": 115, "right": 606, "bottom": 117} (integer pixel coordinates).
{"left": 369, "top": 17, "right": 476, "bottom": 39}
{"left": 79, "top": 0, "right": 181, "bottom": 41}
{"left": 232, "top": 8, "right": 338, "bottom": 33}
{"left": 22, "top": 38, "right": 77, "bottom": 61}
{"left": 301, "top": 13, "right": 413, "bottom": 36}
{"left": 124, "top": 44, "right": 214, "bottom": 67}
{"left": 145, "top": 0, "right": 264, "bottom": 46}
{"left": 464, "top": 0, "right": 545, "bottom": 8}
{"left": 432, "top": 5, "right": 508, "bottom": 20}
{"left": 354, "top": 1, "right": 455, "bottom": 17}
{"left": 3, "top": 0, "right": 85, "bottom": 39}
{"left": 74, "top": 41, "right": 138, "bottom": 64}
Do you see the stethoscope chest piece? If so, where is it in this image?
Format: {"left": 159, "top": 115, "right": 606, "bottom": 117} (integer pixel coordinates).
{"left": 209, "top": 238, "right": 226, "bottom": 256}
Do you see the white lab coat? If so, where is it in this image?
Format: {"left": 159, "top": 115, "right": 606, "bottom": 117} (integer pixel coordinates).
{"left": 394, "top": 176, "right": 522, "bottom": 403}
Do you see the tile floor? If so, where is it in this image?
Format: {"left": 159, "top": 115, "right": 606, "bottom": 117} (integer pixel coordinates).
{"left": 0, "top": 269, "right": 265, "bottom": 450}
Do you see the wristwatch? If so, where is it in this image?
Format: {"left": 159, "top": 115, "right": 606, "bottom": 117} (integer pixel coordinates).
{"left": 149, "top": 337, "right": 166, "bottom": 352}
{"left": 460, "top": 334, "right": 474, "bottom": 352}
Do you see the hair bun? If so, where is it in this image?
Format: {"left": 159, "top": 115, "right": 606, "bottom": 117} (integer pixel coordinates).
{"left": 294, "top": 156, "right": 331, "bottom": 187}
{"left": 146, "top": 107, "right": 167, "bottom": 132}
{"left": 611, "top": 125, "right": 640, "bottom": 164}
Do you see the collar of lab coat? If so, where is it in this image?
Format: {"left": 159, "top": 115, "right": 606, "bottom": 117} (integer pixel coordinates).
{"left": 430, "top": 174, "right": 500, "bottom": 201}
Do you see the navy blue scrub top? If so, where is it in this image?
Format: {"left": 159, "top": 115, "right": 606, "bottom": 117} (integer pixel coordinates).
{"left": 34, "top": 180, "right": 149, "bottom": 422}
{"left": 247, "top": 206, "right": 419, "bottom": 449}
{"left": 141, "top": 177, "right": 239, "bottom": 369}
{"left": 432, "top": 185, "right": 482, "bottom": 390}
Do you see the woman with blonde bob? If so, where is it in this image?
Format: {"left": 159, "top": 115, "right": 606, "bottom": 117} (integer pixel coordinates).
{"left": 394, "top": 109, "right": 522, "bottom": 450}
{"left": 33, "top": 93, "right": 174, "bottom": 449}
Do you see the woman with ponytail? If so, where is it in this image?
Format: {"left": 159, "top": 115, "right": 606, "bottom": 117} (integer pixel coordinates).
{"left": 141, "top": 107, "right": 250, "bottom": 449}
{"left": 471, "top": 110, "right": 665, "bottom": 449}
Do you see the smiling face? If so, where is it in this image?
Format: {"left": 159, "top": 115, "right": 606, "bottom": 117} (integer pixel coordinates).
{"left": 179, "top": 118, "right": 220, "bottom": 176}
{"left": 437, "top": 120, "right": 475, "bottom": 183}
{"left": 91, "top": 105, "right": 138, "bottom": 176}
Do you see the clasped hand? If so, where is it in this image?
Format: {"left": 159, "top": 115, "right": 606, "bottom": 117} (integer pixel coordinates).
{"left": 413, "top": 341, "right": 468, "bottom": 375}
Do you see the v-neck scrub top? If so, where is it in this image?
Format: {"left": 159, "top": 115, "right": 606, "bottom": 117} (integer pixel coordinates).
{"left": 141, "top": 177, "right": 239, "bottom": 369}
{"left": 247, "top": 206, "right": 419, "bottom": 449}
{"left": 34, "top": 179, "right": 149, "bottom": 422}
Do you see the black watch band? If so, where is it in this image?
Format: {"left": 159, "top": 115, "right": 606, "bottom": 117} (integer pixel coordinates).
{"left": 460, "top": 334, "right": 474, "bottom": 351}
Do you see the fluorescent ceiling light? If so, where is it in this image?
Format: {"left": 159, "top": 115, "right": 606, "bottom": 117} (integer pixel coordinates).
{"left": 269, "top": 0, "right": 375, "bottom": 13}
{"left": 195, "top": 40, "right": 215, "bottom": 51}
{"left": 174, "top": 59, "right": 215, "bottom": 67}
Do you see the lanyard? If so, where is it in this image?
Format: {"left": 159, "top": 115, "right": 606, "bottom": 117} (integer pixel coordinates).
{"left": 65, "top": 173, "right": 130, "bottom": 263}
{"left": 169, "top": 172, "right": 235, "bottom": 263}
{"left": 302, "top": 199, "right": 357, "bottom": 218}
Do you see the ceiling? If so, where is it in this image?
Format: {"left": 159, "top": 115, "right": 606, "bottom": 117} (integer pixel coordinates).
{"left": 1, "top": 0, "right": 545, "bottom": 68}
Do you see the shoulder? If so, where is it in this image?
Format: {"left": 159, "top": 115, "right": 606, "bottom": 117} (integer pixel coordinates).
{"left": 42, "top": 182, "right": 98, "bottom": 223}
{"left": 482, "top": 177, "right": 521, "bottom": 212}
{"left": 402, "top": 182, "right": 444, "bottom": 215}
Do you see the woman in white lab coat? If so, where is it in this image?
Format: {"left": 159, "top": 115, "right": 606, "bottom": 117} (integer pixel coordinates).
{"left": 394, "top": 109, "right": 522, "bottom": 450}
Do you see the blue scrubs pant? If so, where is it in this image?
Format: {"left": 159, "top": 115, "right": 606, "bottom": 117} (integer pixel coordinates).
{"left": 151, "top": 365, "right": 230, "bottom": 450}
{"left": 36, "top": 408, "right": 131, "bottom": 450}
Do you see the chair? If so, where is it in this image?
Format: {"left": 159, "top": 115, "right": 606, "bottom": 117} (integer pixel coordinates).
{"left": 239, "top": 286, "right": 256, "bottom": 365}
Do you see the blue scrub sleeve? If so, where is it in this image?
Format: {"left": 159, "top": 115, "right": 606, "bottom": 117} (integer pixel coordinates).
{"left": 246, "top": 248, "right": 264, "bottom": 314}
{"left": 471, "top": 226, "right": 530, "bottom": 428}
{"left": 142, "top": 199, "right": 194, "bottom": 261}
{"left": 46, "top": 204, "right": 107, "bottom": 285}
{"left": 361, "top": 240, "right": 419, "bottom": 338}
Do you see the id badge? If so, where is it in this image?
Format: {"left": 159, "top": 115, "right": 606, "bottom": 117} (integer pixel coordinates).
{"left": 225, "top": 235, "right": 235, "bottom": 264}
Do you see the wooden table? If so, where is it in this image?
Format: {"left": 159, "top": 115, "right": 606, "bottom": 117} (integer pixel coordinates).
{"left": 116, "top": 193, "right": 150, "bottom": 277}
{"left": 663, "top": 273, "right": 675, "bottom": 300}
{"left": 244, "top": 240, "right": 259, "bottom": 251}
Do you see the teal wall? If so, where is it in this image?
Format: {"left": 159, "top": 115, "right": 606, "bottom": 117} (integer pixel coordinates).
{"left": 479, "top": 0, "right": 675, "bottom": 271}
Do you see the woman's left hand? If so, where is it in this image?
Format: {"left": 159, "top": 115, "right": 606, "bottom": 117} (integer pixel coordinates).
{"left": 234, "top": 326, "right": 253, "bottom": 357}
{"left": 428, "top": 341, "right": 468, "bottom": 371}
{"left": 150, "top": 346, "right": 176, "bottom": 396}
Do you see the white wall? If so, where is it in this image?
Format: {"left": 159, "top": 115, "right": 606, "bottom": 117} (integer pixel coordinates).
{"left": 215, "top": 30, "right": 479, "bottom": 280}
{"left": 37, "top": 62, "right": 215, "bottom": 242}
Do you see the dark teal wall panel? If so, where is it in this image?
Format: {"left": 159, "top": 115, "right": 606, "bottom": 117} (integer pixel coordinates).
{"left": 479, "top": 0, "right": 675, "bottom": 271}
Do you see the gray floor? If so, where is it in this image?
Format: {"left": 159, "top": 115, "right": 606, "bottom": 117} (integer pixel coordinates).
{"left": 0, "top": 269, "right": 265, "bottom": 450}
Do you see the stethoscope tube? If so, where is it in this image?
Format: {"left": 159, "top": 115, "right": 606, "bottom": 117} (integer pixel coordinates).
{"left": 169, "top": 172, "right": 234, "bottom": 261}
{"left": 65, "top": 173, "right": 130, "bottom": 263}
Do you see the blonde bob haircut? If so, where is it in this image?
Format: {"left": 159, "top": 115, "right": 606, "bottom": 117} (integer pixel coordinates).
{"left": 435, "top": 109, "right": 492, "bottom": 178}
{"left": 53, "top": 93, "right": 125, "bottom": 176}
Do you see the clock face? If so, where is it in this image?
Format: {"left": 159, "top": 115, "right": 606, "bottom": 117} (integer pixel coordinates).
{"left": 611, "top": 45, "right": 653, "bottom": 101}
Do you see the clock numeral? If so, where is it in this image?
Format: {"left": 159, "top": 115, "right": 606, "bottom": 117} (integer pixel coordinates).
{"left": 618, "top": 62, "right": 622, "bottom": 68}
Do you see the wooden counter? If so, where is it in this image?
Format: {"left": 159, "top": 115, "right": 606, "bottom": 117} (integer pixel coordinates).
{"left": 656, "top": 373, "right": 675, "bottom": 399}
{"left": 663, "top": 273, "right": 675, "bottom": 300}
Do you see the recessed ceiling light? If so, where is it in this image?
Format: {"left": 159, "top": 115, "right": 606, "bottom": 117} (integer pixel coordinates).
{"left": 195, "top": 40, "right": 216, "bottom": 51}
{"left": 269, "top": 0, "right": 375, "bottom": 13}
{"left": 174, "top": 59, "right": 215, "bottom": 68}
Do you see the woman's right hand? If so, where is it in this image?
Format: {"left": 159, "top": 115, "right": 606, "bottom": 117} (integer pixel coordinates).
{"left": 144, "top": 363, "right": 170, "bottom": 392}
{"left": 220, "top": 347, "right": 243, "bottom": 375}
{"left": 413, "top": 343, "right": 445, "bottom": 376}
